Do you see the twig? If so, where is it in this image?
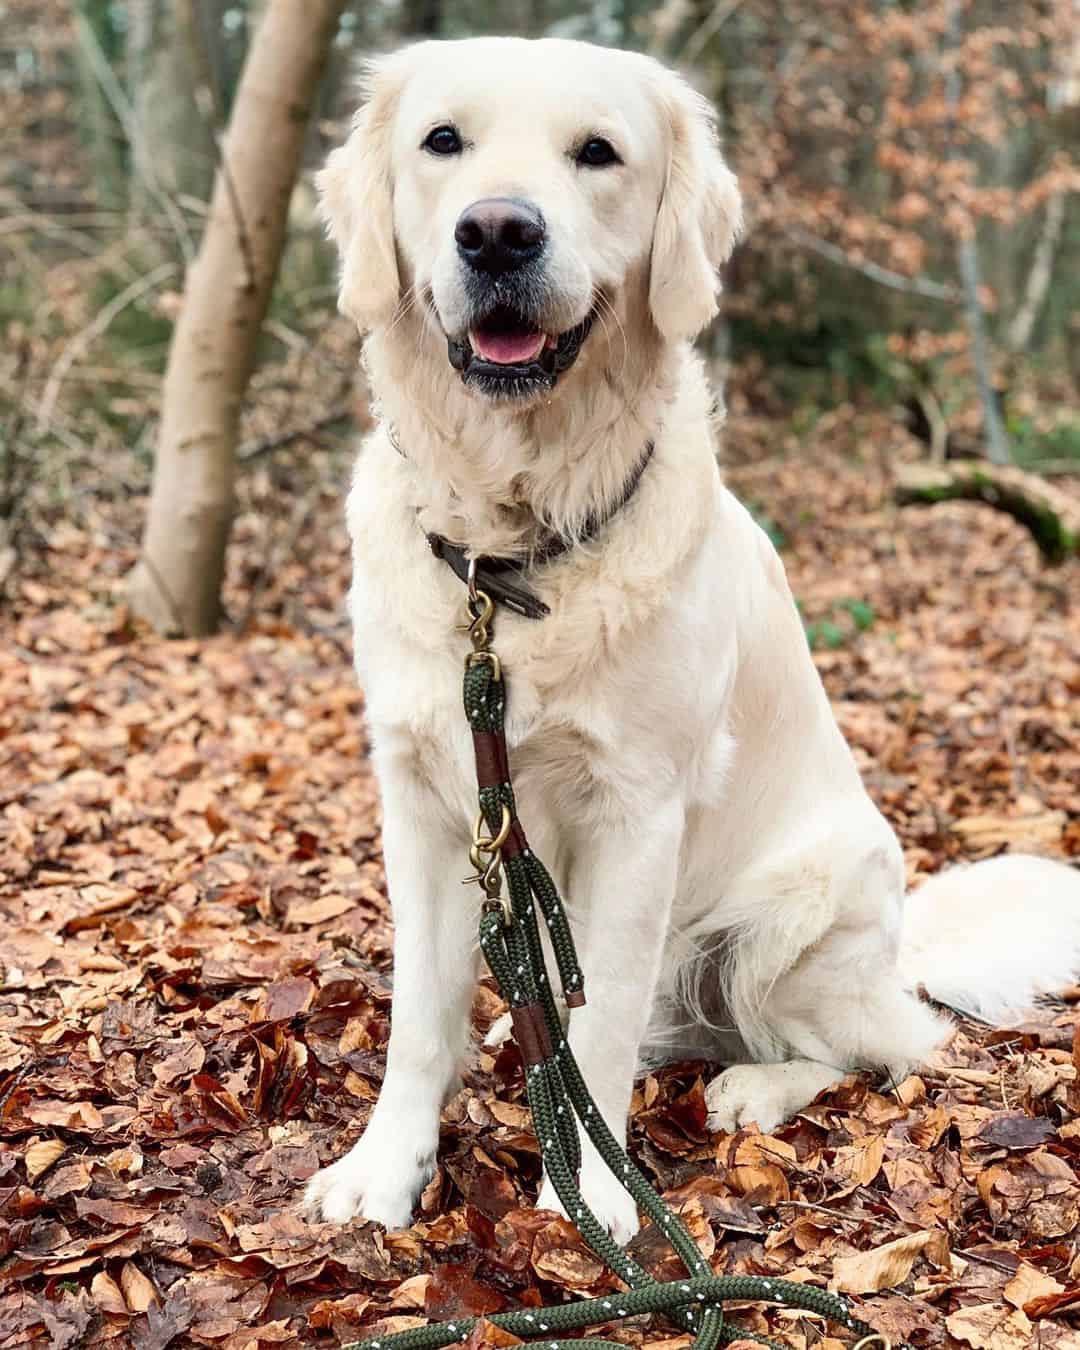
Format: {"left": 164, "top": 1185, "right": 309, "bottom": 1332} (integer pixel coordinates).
{"left": 35, "top": 262, "right": 177, "bottom": 434}
{"left": 786, "top": 228, "right": 958, "bottom": 302}
{"left": 23, "top": 364, "right": 163, "bottom": 390}
{"left": 775, "top": 1201, "right": 896, "bottom": 1234}
{"left": 956, "top": 1248, "right": 1020, "bottom": 1275}
{"left": 0, "top": 213, "right": 100, "bottom": 256}
{"left": 262, "top": 319, "right": 358, "bottom": 376}
{"left": 238, "top": 405, "right": 352, "bottom": 462}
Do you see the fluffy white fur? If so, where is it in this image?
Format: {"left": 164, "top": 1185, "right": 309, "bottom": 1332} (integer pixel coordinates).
{"left": 303, "top": 37, "right": 1080, "bottom": 1242}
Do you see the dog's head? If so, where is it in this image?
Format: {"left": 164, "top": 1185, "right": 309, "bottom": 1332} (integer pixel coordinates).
{"left": 319, "top": 38, "right": 742, "bottom": 405}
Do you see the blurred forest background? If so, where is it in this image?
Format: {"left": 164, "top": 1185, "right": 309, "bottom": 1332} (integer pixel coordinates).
{"left": 1, "top": 0, "right": 1078, "bottom": 630}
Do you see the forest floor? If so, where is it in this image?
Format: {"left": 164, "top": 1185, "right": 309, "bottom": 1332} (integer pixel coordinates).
{"left": 1, "top": 395, "right": 1079, "bottom": 1350}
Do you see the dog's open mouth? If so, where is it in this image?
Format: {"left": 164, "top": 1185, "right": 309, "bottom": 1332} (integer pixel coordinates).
{"left": 447, "top": 304, "right": 594, "bottom": 398}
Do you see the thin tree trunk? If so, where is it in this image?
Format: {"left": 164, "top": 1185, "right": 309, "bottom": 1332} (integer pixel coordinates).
{"left": 127, "top": 0, "right": 348, "bottom": 636}
{"left": 1007, "top": 192, "right": 1068, "bottom": 352}
{"left": 72, "top": 0, "right": 125, "bottom": 208}
{"left": 944, "top": 0, "right": 1011, "bottom": 467}
{"left": 1008, "top": 1, "right": 1079, "bottom": 352}
{"left": 128, "top": 0, "right": 216, "bottom": 235}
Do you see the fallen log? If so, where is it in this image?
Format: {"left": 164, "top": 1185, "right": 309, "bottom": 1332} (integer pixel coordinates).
{"left": 894, "top": 461, "right": 1080, "bottom": 564}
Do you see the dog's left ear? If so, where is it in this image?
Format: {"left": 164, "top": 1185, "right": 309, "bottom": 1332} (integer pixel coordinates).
{"left": 649, "top": 73, "right": 743, "bottom": 342}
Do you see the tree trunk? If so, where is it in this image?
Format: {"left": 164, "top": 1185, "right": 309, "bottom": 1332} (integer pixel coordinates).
{"left": 127, "top": 0, "right": 348, "bottom": 636}
{"left": 944, "top": 0, "right": 1011, "bottom": 468}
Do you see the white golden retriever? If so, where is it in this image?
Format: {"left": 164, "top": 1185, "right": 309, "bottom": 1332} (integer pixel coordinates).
{"left": 303, "top": 37, "right": 1080, "bottom": 1242}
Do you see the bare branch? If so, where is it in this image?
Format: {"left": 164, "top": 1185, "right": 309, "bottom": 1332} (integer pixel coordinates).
{"left": 786, "top": 228, "right": 959, "bottom": 302}
{"left": 238, "top": 405, "right": 353, "bottom": 463}
{"left": 681, "top": 0, "right": 747, "bottom": 67}
{"left": 1007, "top": 190, "right": 1068, "bottom": 353}
{"left": 71, "top": 11, "right": 195, "bottom": 263}
{"left": 35, "top": 262, "right": 177, "bottom": 434}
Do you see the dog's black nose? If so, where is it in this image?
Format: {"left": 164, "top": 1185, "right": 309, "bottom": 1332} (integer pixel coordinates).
{"left": 454, "top": 198, "right": 545, "bottom": 275}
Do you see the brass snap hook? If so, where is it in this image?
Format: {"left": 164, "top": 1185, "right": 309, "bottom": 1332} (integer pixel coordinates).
{"left": 463, "top": 805, "right": 512, "bottom": 916}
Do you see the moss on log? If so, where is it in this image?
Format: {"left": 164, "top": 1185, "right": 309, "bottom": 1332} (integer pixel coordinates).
{"left": 895, "top": 461, "right": 1080, "bottom": 564}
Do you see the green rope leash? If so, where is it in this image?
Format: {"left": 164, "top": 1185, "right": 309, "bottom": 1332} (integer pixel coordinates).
{"left": 343, "top": 591, "right": 899, "bottom": 1350}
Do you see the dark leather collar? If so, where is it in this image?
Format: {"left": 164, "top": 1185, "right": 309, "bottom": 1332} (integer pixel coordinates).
{"left": 425, "top": 440, "right": 655, "bottom": 619}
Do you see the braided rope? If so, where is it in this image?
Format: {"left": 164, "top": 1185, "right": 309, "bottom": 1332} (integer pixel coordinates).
{"left": 343, "top": 604, "right": 900, "bottom": 1350}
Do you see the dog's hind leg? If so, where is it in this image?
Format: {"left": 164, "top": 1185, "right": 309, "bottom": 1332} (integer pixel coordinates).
{"left": 303, "top": 766, "right": 478, "bottom": 1227}
{"left": 703, "top": 843, "right": 948, "bottom": 1134}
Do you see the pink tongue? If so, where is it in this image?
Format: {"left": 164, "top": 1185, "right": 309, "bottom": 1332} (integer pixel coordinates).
{"left": 470, "top": 327, "right": 546, "bottom": 365}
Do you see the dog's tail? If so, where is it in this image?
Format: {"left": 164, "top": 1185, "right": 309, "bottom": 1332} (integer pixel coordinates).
{"left": 899, "top": 854, "right": 1080, "bottom": 1022}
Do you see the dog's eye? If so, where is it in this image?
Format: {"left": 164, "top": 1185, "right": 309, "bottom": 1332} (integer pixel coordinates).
{"left": 576, "top": 137, "right": 620, "bottom": 168}
{"left": 423, "top": 124, "right": 463, "bottom": 156}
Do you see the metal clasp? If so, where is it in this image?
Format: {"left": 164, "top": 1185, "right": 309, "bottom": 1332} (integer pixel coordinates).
{"left": 463, "top": 804, "right": 512, "bottom": 923}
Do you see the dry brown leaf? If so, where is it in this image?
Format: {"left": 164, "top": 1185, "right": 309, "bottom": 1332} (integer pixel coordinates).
{"left": 830, "top": 1229, "right": 949, "bottom": 1294}
{"left": 389, "top": 1275, "right": 432, "bottom": 1311}
{"left": 463, "top": 1319, "right": 522, "bottom": 1349}
{"left": 25, "top": 1137, "right": 67, "bottom": 1181}
{"left": 90, "top": 1270, "right": 128, "bottom": 1316}
{"left": 830, "top": 1132, "right": 885, "bottom": 1196}
{"left": 27, "top": 1100, "right": 104, "bottom": 1130}
{"left": 120, "top": 1261, "right": 158, "bottom": 1313}
{"left": 731, "top": 1164, "right": 790, "bottom": 1205}
{"left": 946, "top": 1303, "right": 1033, "bottom": 1350}
{"left": 1003, "top": 1262, "right": 1064, "bottom": 1312}
{"left": 288, "top": 894, "right": 356, "bottom": 925}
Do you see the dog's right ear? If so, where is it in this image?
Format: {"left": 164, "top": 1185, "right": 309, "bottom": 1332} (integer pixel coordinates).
{"left": 648, "top": 70, "right": 742, "bottom": 343}
{"left": 317, "top": 57, "right": 405, "bottom": 332}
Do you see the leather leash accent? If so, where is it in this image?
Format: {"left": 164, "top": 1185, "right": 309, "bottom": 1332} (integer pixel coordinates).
{"left": 509, "top": 1002, "right": 553, "bottom": 1067}
{"left": 426, "top": 439, "right": 655, "bottom": 620}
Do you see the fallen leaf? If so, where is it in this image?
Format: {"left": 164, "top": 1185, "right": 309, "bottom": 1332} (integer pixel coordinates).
{"left": 946, "top": 1303, "right": 1033, "bottom": 1350}
{"left": 830, "top": 1132, "right": 885, "bottom": 1196}
{"left": 91, "top": 1270, "right": 128, "bottom": 1316}
{"left": 463, "top": 1318, "right": 523, "bottom": 1349}
{"left": 1003, "top": 1262, "right": 1064, "bottom": 1312}
{"left": 288, "top": 895, "right": 355, "bottom": 926}
{"left": 830, "top": 1229, "right": 950, "bottom": 1294}
{"left": 978, "top": 1113, "right": 1056, "bottom": 1151}
{"left": 25, "top": 1137, "right": 67, "bottom": 1181}
{"left": 120, "top": 1261, "right": 159, "bottom": 1312}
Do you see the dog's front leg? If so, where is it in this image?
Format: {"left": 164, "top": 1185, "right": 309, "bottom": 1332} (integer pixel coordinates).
{"left": 304, "top": 766, "right": 477, "bottom": 1227}
{"left": 535, "top": 803, "right": 683, "bottom": 1245}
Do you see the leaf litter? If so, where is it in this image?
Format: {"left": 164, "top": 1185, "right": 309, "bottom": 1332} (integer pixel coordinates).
{"left": 1, "top": 417, "right": 1078, "bottom": 1348}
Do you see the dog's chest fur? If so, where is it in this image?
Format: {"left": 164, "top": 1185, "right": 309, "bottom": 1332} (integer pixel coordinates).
{"left": 344, "top": 413, "right": 736, "bottom": 846}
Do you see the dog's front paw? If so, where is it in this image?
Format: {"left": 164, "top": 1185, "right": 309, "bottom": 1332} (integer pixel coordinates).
{"left": 705, "top": 1060, "right": 841, "bottom": 1135}
{"left": 536, "top": 1160, "right": 640, "bottom": 1247}
{"left": 303, "top": 1125, "right": 433, "bottom": 1227}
